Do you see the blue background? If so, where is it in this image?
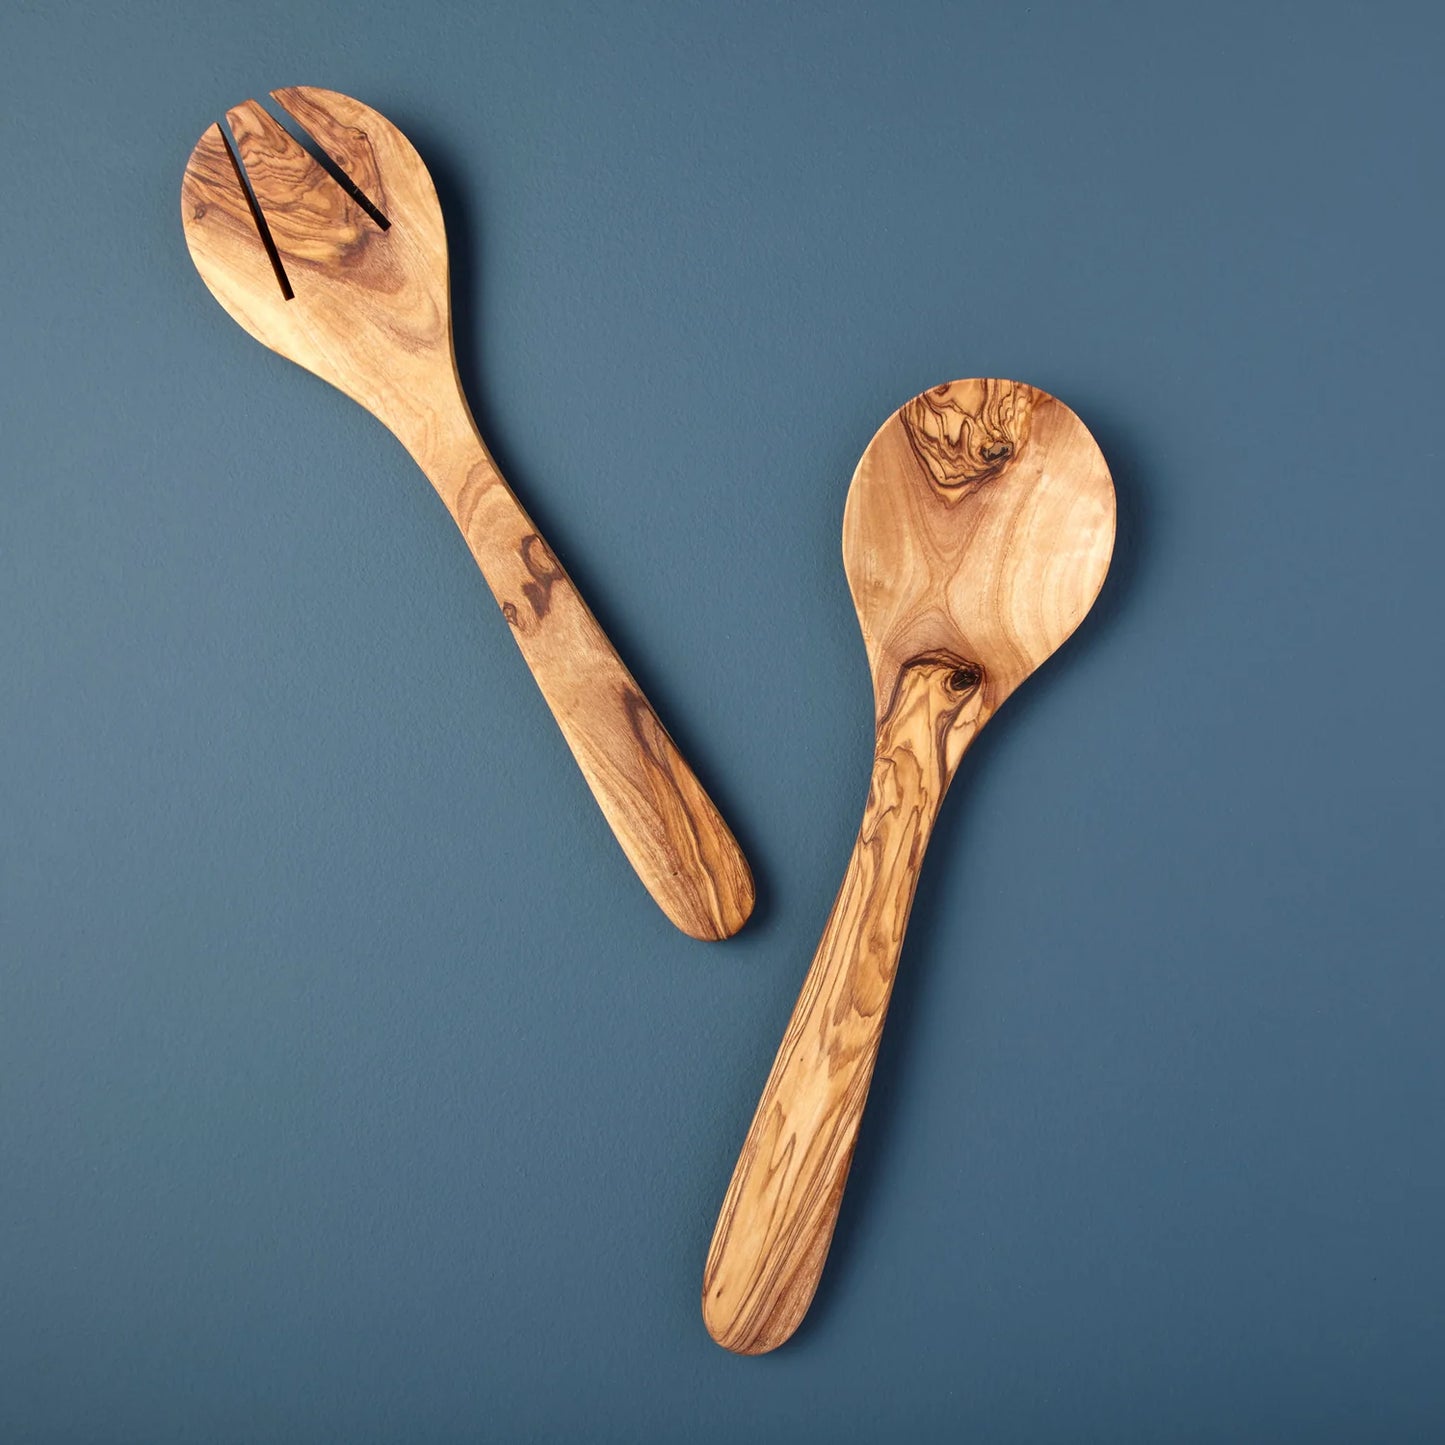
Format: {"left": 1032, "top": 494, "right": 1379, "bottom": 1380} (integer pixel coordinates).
{"left": 4, "top": 2, "right": 1443, "bottom": 1440}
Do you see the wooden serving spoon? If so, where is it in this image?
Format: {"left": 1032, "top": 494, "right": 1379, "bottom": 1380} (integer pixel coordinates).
{"left": 702, "top": 379, "right": 1116, "bottom": 1351}
{"left": 180, "top": 88, "right": 753, "bottom": 940}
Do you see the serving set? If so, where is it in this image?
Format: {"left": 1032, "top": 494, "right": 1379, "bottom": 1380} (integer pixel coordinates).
{"left": 182, "top": 87, "right": 1116, "bottom": 1353}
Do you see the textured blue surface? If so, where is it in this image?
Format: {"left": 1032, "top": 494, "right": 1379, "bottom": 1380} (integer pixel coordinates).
{"left": 3, "top": 2, "right": 1444, "bottom": 1439}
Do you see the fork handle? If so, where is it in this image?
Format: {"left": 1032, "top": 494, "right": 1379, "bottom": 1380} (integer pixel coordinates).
{"left": 409, "top": 409, "right": 753, "bottom": 941}
{"left": 702, "top": 655, "right": 984, "bottom": 1349}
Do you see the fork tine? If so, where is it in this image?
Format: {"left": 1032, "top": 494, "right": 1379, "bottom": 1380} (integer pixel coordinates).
{"left": 181, "top": 123, "right": 292, "bottom": 310}
{"left": 271, "top": 87, "right": 444, "bottom": 246}
{"left": 271, "top": 86, "right": 390, "bottom": 226}
{"left": 225, "top": 98, "right": 364, "bottom": 264}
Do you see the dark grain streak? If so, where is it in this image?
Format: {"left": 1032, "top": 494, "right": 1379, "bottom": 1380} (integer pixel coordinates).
{"left": 519, "top": 534, "right": 564, "bottom": 620}
{"left": 901, "top": 378, "right": 1033, "bottom": 494}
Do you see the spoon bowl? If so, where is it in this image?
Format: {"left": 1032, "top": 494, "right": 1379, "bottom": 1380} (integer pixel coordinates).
{"left": 846, "top": 378, "right": 1114, "bottom": 720}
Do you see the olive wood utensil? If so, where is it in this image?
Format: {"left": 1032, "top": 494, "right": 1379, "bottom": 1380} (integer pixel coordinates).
{"left": 702, "top": 379, "right": 1116, "bottom": 1350}
{"left": 181, "top": 87, "right": 752, "bottom": 940}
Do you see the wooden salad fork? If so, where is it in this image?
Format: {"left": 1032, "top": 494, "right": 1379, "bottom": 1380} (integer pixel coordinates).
{"left": 181, "top": 87, "right": 753, "bottom": 940}
{"left": 703, "top": 380, "right": 1116, "bottom": 1351}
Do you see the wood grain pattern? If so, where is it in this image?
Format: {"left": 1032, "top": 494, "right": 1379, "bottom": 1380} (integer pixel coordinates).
{"left": 181, "top": 88, "right": 753, "bottom": 940}
{"left": 703, "top": 380, "right": 1115, "bottom": 1351}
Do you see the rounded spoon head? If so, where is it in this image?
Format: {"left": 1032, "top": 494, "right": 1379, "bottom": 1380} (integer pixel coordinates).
{"left": 843, "top": 379, "right": 1116, "bottom": 722}
{"left": 180, "top": 87, "right": 453, "bottom": 428}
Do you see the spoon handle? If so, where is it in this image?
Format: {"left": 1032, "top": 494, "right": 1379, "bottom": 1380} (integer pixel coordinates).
{"left": 407, "top": 407, "right": 754, "bottom": 941}
{"left": 703, "top": 655, "right": 984, "bottom": 1351}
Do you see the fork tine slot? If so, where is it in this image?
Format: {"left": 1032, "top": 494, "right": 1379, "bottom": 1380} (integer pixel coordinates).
{"left": 225, "top": 98, "right": 365, "bottom": 264}
{"left": 181, "top": 123, "right": 292, "bottom": 304}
